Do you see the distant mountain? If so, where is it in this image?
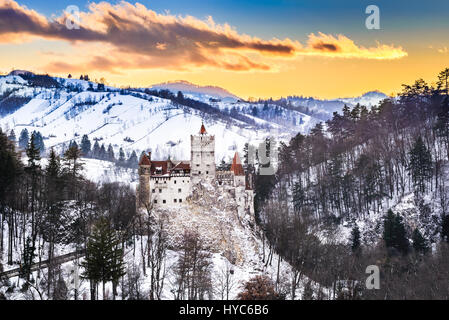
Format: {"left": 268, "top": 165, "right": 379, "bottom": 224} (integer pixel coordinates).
{"left": 284, "top": 91, "right": 389, "bottom": 120}
{"left": 8, "top": 70, "right": 34, "bottom": 77}
{"left": 149, "top": 80, "right": 241, "bottom": 103}
{"left": 338, "top": 91, "right": 388, "bottom": 107}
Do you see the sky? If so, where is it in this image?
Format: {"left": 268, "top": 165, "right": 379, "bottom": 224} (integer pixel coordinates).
{"left": 0, "top": 0, "right": 448, "bottom": 99}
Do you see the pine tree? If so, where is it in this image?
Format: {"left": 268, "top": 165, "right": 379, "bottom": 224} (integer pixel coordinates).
{"left": 64, "top": 143, "right": 83, "bottom": 177}
{"left": 351, "top": 224, "right": 361, "bottom": 253}
{"left": 25, "top": 132, "right": 42, "bottom": 241}
{"left": 80, "top": 135, "right": 91, "bottom": 157}
{"left": 292, "top": 181, "right": 305, "bottom": 213}
{"left": 92, "top": 141, "right": 101, "bottom": 159}
{"left": 408, "top": 136, "right": 432, "bottom": 194}
{"left": 127, "top": 150, "right": 138, "bottom": 169}
{"left": 63, "top": 143, "right": 84, "bottom": 198}
{"left": 107, "top": 144, "right": 115, "bottom": 162}
{"left": 118, "top": 148, "right": 125, "bottom": 166}
{"left": 383, "top": 210, "right": 409, "bottom": 255}
{"left": 18, "top": 128, "right": 29, "bottom": 150}
{"left": 99, "top": 144, "right": 106, "bottom": 160}
{"left": 412, "top": 228, "right": 429, "bottom": 254}
{"left": 81, "top": 219, "right": 126, "bottom": 300}
{"left": 20, "top": 237, "right": 36, "bottom": 282}
{"left": 31, "top": 131, "right": 45, "bottom": 154}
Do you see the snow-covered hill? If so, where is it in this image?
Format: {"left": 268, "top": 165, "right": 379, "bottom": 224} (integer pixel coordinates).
{"left": 149, "top": 80, "right": 241, "bottom": 103}
{"left": 285, "top": 91, "right": 388, "bottom": 120}
{"left": 0, "top": 74, "right": 320, "bottom": 163}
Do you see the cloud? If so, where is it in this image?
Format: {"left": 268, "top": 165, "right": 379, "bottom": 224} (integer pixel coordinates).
{"left": 0, "top": 0, "right": 408, "bottom": 73}
{"left": 302, "top": 33, "right": 408, "bottom": 60}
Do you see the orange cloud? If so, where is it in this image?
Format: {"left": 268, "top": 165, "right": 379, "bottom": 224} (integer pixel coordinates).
{"left": 0, "top": 0, "right": 408, "bottom": 73}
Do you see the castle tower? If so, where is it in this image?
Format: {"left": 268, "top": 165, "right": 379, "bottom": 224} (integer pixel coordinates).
{"left": 137, "top": 152, "right": 151, "bottom": 209}
{"left": 231, "top": 152, "right": 245, "bottom": 187}
{"left": 191, "top": 122, "right": 215, "bottom": 184}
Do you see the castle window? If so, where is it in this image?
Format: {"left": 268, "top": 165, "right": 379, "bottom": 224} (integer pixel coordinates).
{"left": 178, "top": 189, "right": 182, "bottom": 193}
{"left": 152, "top": 189, "right": 156, "bottom": 193}
{"left": 174, "top": 180, "right": 177, "bottom": 184}
{"left": 159, "top": 189, "right": 162, "bottom": 193}
{"left": 163, "top": 200, "right": 166, "bottom": 204}
{"left": 179, "top": 199, "right": 183, "bottom": 203}
{"left": 154, "top": 200, "right": 157, "bottom": 204}
{"left": 199, "top": 171, "right": 201, "bottom": 174}
{"left": 174, "top": 199, "right": 177, "bottom": 203}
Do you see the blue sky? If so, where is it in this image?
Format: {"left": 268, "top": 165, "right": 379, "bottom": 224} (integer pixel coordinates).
{"left": 17, "top": 0, "right": 449, "bottom": 41}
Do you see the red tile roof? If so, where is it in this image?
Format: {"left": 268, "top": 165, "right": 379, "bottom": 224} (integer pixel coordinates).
{"left": 147, "top": 160, "right": 191, "bottom": 176}
{"left": 231, "top": 152, "right": 245, "bottom": 176}
{"left": 200, "top": 123, "right": 207, "bottom": 135}
{"left": 150, "top": 161, "right": 171, "bottom": 175}
{"left": 139, "top": 153, "right": 151, "bottom": 166}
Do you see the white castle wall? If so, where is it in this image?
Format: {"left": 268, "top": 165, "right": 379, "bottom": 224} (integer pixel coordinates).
{"left": 149, "top": 176, "right": 191, "bottom": 206}
{"left": 191, "top": 134, "right": 216, "bottom": 184}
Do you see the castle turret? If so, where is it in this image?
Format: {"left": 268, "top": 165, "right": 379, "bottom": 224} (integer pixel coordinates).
{"left": 191, "top": 122, "right": 215, "bottom": 184}
{"left": 137, "top": 152, "right": 151, "bottom": 209}
{"left": 231, "top": 152, "right": 245, "bottom": 187}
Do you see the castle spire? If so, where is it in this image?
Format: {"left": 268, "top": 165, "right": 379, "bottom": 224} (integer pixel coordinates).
{"left": 200, "top": 122, "right": 207, "bottom": 135}
{"left": 231, "top": 152, "right": 245, "bottom": 176}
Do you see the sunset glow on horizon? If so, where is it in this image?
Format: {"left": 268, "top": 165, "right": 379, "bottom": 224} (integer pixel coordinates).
{"left": 1, "top": 0, "right": 448, "bottom": 99}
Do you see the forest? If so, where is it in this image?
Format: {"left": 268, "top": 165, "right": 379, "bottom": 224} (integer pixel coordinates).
{"left": 254, "top": 68, "right": 449, "bottom": 299}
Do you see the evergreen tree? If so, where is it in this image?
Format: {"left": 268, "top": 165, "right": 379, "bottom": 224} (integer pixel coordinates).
{"left": 64, "top": 144, "right": 83, "bottom": 177}
{"left": 80, "top": 135, "right": 91, "bottom": 157}
{"left": 118, "top": 148, "right": 125, "bottom": 166}
{"left": 107, "top": 144, "right": 115, "bottom": 162}
{"left": 63, "top": 143, "right": 84, "bottom": 198}
{"left": 292, "top": 181, "right": 305, "bottom": 213}
{"left": 31, "top": 131, "right": 45, "bottom": 154}
{"left": 99, "top": 144, "right": 106, "bottom": 160}
{"left": 408, "top": 136, "right": 432, "bottom": 194}
{"left": 43, "top": 148, "right": 65, "bottom": 296}
{"left": 81, "top": 219, "right": 126, "bottom": 300}
{"left": 351, "top": 224, "right": 361, "bottom": 253}
{"left": 383, "top": 210, "right": 409, "bottom": 255}
{"left": 7, "top": 130, "right": 16, "bottom": 143}
{"left": 127, "top": 150, "right": 138, "bottom": 169}
{"left": 412, "top": 228, "right": 429, "bottom": 254}
{"left": 18, "top": 128, "right": 29, "bottom": 150}
{"left": 20, "top": 237, "right": 36, "bottom": 282}
{"left": 92, "top": 141, "right": 101, "bottom": 159}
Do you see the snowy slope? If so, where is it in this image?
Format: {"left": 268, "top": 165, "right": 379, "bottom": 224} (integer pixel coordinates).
{"left": 0, "top": 75, "right": 316, "bottom": 163}
{"left": 285, "top": 91, "right": 388, "bottom": 120}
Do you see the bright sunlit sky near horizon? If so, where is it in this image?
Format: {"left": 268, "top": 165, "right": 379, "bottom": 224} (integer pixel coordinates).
{"left": 1, "top": 0, "right": 448, "bottom": 99}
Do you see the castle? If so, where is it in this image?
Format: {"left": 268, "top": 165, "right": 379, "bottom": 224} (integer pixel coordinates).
{"left": 137, "top": 123, "right": 255, "bottom": 220}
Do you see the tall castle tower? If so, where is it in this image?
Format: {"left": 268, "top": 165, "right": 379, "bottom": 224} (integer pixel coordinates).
{"left": 191, "top": 123, "right": 215, "bottom": 184}
{"left": 137, "top": 152, "right": 151, "bottom": 209}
